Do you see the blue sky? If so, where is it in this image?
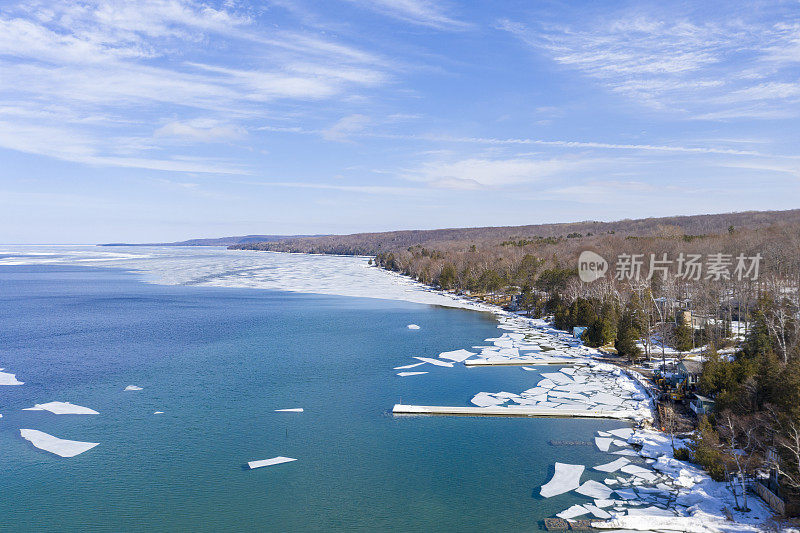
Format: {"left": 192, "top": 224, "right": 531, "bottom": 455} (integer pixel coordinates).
{"left": 1, "top": 0, "right": 799, "bottom": 243}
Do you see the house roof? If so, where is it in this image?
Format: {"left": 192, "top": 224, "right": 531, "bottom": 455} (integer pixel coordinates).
{"left": 679, "top": 360, "right": 703, "bottom": 374}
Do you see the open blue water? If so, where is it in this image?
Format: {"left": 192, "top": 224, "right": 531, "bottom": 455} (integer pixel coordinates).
{"left": 0, "top": 264, "right": 626, "bottom": 531}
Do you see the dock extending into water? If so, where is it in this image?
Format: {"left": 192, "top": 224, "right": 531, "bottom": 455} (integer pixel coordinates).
{"left": 392, "top": 404, "right": 631, "bottom": 419}
{"left": 463, "top": 358, "right": 589, "bottom": 367}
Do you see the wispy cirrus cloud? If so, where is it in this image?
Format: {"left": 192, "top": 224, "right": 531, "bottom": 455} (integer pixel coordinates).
{"left": 154, "top": 119, "right": 246, "bottom": 142}
{"left": 499, "top": 9, "right": 800, "bottom": 119}
{"left": 0, "top": 0, "right": 394, "bottom": 172}
{"left": 344, "top": 0, "right": 469, "bottom": 30}
{"left": 399, "top": 156, "right": 595, "bottom": 189}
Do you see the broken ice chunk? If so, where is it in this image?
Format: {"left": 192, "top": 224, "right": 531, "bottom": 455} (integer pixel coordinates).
{"left": 394, "top": 362, "right": 425, "bottom": 370}
{"left": 557, "top": 504, "right": 590, "bottom": 520}
{"left": 612, "top": 449, "right": 639, "bottom": 456}
{"left": 595, "top": 437, "right": 613, "bottom": 452}
{"left": 471, "top": 392, "right": 507, "bottom": 407}
{"left": 412, "top": 357, "right": 454, "bottom": 367}
{"left": 583, "top": 504, "right": 612, "bottom": 519}
{"left": 607, "top": 427, "right": 634, "bottom": 440}
{"left": 438, "top": 349, "right": 476, "bottom": 362}
{"left": 0, "top": 370, "right": 23, "bottom": 386}
{"left": 124, "top": 385, "right": 142, "bottom": 391}
{"left": 593, "top": 457, "right": 631, "bottom": 473}
{"left": 275, "top": 408, "right": 303, "bottom": 412}
{"left": 540, "top": 463, "right": 585, "bottom": 498}
{"left": 407, "top": 324, "right": 420, "bottom": 330}
{"left": 23, "top": 401, "right": 98, "bottom": 415}
{"left": 397, "top": 371, "right": 428, "bottom": 377}
{"left": 575, "top": 480, "right": 615, "bottom": 499}
{"left": 19, "top": 429, "right": 99, "bottom": 457}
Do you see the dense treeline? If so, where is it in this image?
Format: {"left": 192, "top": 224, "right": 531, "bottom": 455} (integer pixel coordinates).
{"left": 231, "top": 209, "right": 800, "bottom": 256}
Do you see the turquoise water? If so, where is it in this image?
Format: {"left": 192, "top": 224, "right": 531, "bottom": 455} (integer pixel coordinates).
{"left": 0, "top": 265, "right": 625, "bottom": 531}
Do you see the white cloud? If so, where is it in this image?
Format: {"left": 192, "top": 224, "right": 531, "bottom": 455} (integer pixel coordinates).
{"left": 401, "top": 156, "right": 591, "bottom": 189}
{"left": 0, "top": 0, "right": 392, "bottom": 171}
{"left": 154, "top": 119, "right": 245, "bottom": 142}
{"left": 241, "top": 180, "right": 426, "bottom": 195}
{"left": 499, "top": 10, "right": 800, "bottom": 118}
{"left": 345, "top": 0, "right": 469, "bottom": 30}
{"left": 322, "top": 114, "right": 371, "bottom": 142}
{"left": 0, "top": 119, "right": 247, "bottom": 173}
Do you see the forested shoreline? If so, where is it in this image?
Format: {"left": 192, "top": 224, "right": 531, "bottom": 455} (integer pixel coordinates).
{"left": 233, "top": 209, "right": 800, "bottom": 511}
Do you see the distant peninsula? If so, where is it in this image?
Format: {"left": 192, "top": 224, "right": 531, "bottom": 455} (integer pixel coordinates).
{"left": 100, "top": 235, "right": 325, "bottom": 247}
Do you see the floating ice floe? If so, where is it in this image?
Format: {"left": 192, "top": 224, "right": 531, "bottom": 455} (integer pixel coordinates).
{"left": 583, "top": 503, "right": 611, "bottom": 519}
{"left": 608, "top": 427, "right": 634, "bottom": 440}
{"left": 394, "top": 362, "right": 425, "bottom": 370}
{"left": 275, "top": 408, "right": 304, "bottom": 412}
{"left": 407, "top": 324, "right": 420, "bottom": 330}
{"left": 0, "top": 370, "right": 23, "bottom": 386}
{"left": 23, "top": 401, "right": 99, "bottom": 415}
{"left": 612, "top": 449, "right": 639, "bottom": 456}
{"left": 397, "top": 371, "right": 428, "bottom": 377}
{"left": 248, "top": 456, "right": 297, "bottom": 469}
{"left": 438, "top": 349, "right": 475, "bottom": 362}
{"left": 557, "top": 504, "right": 590, "bottom": 519}
{"left": 594, "top": 457, "right": 631, "bottom": 473}
{"left": 124, "top": 385, "right": 143, "bottom": 391}
{"left": 593, "top": 499, "right": 618, "bottom": 508}
{"left": 412, "top": 357, "right": 453, "bottom": 367}
{"left": 153, "top": 411, "right": 164, "bottom": 414}
{"left": 471, "top": 392, "right": 507, "bottom": 407}
{"left": 595, "top": 437, "right": 614, "bottom": 452}
{"left": 540, "top": 462, "right": 584, "bottom": 498}
{"left": 19, "top": 429, "right": 99, "bottom": 457}
{"left": 575, "top": 480, "right": 615, "bottom": 499}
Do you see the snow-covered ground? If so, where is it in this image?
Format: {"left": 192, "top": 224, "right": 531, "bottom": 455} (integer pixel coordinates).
{"left": 574, "top": 428, "right": 775, "bottom": 532}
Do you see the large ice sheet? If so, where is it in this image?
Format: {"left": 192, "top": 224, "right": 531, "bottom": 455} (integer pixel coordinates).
{"left": 248, "top": 456, "right": 296, "bottom": 469}
{"left": 19, "top": 429, "right": 99, "bottom": 457}
{"left": 540, "top": 463, "right": 585, "bottom": 497}
{"left": 23, "top": 401, "right": 99, "bottom": 415}
{"left": 0, "top": 246, "right": 493, "bottom": 311}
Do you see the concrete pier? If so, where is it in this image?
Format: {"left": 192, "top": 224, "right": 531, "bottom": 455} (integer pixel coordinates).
{"left": 392, "top": 404, "right": 632, "bottom": 420}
